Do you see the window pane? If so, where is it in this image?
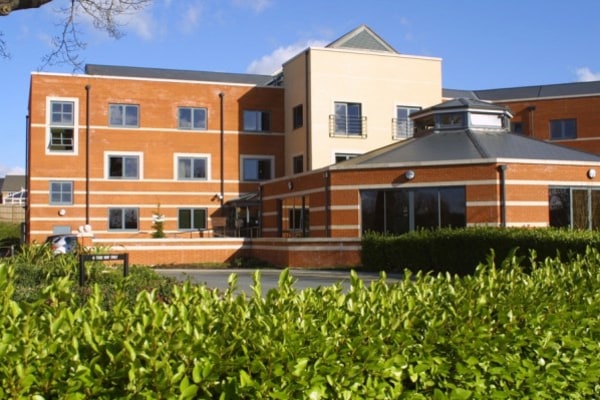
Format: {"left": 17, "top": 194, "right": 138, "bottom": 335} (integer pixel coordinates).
{"left": 193, "top": 209, "right": 206, "bottom": 229}
{"left": 193, "top": 159, "right": 206, "bottom": 179}
{"left": 440, "top": 187, "right": 466, "bottom": 228}
{"left": 193, "top": 108, "right": 207, "bottom": 129}
{"left": 179, "top": 209, "right": 192, "bottom": 229}
{"left": 592, "top": 191, "right": 600, "bottom": 230}
{"left": 109, "top": 209, "right": 123, "bottom": 229}
{"left": 361, "top": 190, "right": 385, "bottom": 234}
{"left": 549, "top": 188, "right": 570, "bottom": 228}
{"left": 550, "top": 119, "right": 577, "bottom": 140}
{"left": 244, "top": 111, "right": 258, "bottom": 131}
{"left": 124, "top": 157, "right": 139, "bottom": 178}
{"left": 109, "top": 105, "right": 123, "bottom": 125}
{"left": 414, "top": 188, "right": 439, "bottom": 229}
{"left": 125, "top": 106, "right": 138, "bottom": 126}
{"left": 257, "top": 159, "right": 271, "bottom": 180}
{"left": 261, "top": 112, "right": 270, "bottom": 131}
{"left": 124, "top": 208, "right": 138, "bottom": 229}
{"left": 335, "top": 103, "right": 347, "bottom": 133}
{"left": 179, "top": 108, "right": 192, "bottom": 129}
{"left": 572, "top": 189, "right": 589, "bottom": 229}
{"left": 178, "top": 158, "right": 191, "bottom": 179}
{"left": 51, "top": 101, "right": 74, "bottom": 125}
{"left": 243, "top": 159, "right": 258, "bottom": 180}
{"left": 109, "top": 157, "right": 123, "bottom": 178}
{"left": 49, "top": 127, "right": 74, "bottom": 151}
{"left": 385, "top": 190, "right": 410, "bottom": 234}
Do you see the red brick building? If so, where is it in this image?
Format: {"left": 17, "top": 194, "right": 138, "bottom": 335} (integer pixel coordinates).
{"left": 26, "top": 26, "right": 600, "bottom": 267}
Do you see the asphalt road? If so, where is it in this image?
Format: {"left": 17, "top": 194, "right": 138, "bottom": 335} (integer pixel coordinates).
{"left": 154, "top": 268, "right": 402, "bottom": 295}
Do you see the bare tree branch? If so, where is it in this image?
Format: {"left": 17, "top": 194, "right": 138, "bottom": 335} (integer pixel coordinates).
{"left": 0, "top": 0, "right": 53, "bottom": 16}
{"left": 0, "top": 0, "right": 151, "bottom": 69}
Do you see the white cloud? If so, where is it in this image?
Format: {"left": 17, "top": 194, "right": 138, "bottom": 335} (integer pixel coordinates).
{"left": 119, "top": 9, "right": 155, "bottom": 40}
{"left": 0, "top": 165, "right": 25, "bottom": 178}
{"left": 232, "top": 0, "right": 273, "bottom": 13}
{"left": 576, "top": 67, "right": 600, "bottom": 82}
{"left": 180, "top": 3, "right": 203, "bottom": 34}
{"left": 246, "top": 40, "right": 328, "bottom": 75}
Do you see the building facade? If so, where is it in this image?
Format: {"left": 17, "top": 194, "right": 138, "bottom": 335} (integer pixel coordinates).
{"left": 26, "top": 25, "right": 600, "bottom": 267}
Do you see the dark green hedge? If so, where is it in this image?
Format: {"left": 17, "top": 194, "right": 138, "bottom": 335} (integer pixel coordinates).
{"left": 361, "top": 227, "right": 600, "bottom": 275}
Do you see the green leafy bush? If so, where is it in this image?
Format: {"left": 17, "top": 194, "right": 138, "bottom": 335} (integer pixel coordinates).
{"left": 1, "top": 247, "right": 600, "bottom": 397}
{"left": 362, "top": 227, "right": 600, "bottom": 274}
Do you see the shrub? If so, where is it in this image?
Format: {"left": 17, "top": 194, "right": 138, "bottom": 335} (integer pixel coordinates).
{"left": 362, "top": 227, "right": 600, "bottom": 274}
{"left": 1, "top": 248, "right": 600, "bottom": 397}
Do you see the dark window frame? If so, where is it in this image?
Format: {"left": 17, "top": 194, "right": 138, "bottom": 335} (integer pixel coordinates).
{"left": 178, "top": 107, "right": 208, "bottom": 130}
{"left": 109, "top": 104, "right": 140, "bottom": 128}
{"left": 178, "top": 208, "right": 207, "bottom": 230}
{"left": 108, "top": 208, "right": 139, "bottom": 231}
{"left": 243, "top": 110, "right": 271, "bottom": 132}
{"left": 549, "top": 118, "right": 577, "bottom": 140}
{"left": 177, "top": 156, "right": 208, "bottom": 180}
{"left": 49, "top": 181, "right": 73, "bottom": 205}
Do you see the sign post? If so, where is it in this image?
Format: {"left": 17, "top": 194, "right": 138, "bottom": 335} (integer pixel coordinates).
{"left": 78, "top": 253, "right": 129, "bottom": 286}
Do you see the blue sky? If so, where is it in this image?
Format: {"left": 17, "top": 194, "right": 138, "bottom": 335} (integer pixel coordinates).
{"left": 1, "top": 0, "right": 599, "bottom": 177}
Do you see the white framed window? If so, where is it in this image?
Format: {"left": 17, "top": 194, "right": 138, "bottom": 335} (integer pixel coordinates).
{"left": 108, "top": 208, "right": 139, "bottom": 231}
{"left": 394, "top": 106, "right": 420, "bottom": 139}
{"left": 178, "top": 107, "right": 207, "bottom": 130}
{"left": 49, "top": 181, "right": 73, "bottom": 205}
{"left": 105, "top": 152, "right": 143, "bottom": 180}
{"left": 109, "top": 104, "right": 139, "bottom": 127}
{"left": 175, "top": 153, "right": 210, "bottom": 180}
{"left": 241, "top": 155, "right": 274, "bottom": 181}
{"left": 46, "top": 97, "right": 78, "bottom": 154}
{"left": 333, "top": 102, "right": 363, "bottom": 136}
{"left": 243, "top": 110, "right": 271, "bottom": 132}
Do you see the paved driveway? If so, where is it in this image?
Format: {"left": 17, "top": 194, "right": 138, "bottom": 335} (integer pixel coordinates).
{"left": 155, "top": 268, "right": 402, "bottom": 295}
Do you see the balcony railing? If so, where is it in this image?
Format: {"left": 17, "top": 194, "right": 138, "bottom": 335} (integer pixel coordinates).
{"left": 329, "top": 115, "right": 367, "bottom": 138}
{"left": 392, "top": 118, "right": 415, "bottom": 139}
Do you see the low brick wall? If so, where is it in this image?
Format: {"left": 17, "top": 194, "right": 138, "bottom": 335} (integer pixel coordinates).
{"left": 249, "top": 238, "right": 362, "bottom": 268}
{"left": 89, "top": 237, "right": 362, "bottom": 268}
{"left": 91, "top": 237, "right": 251, "bottom": 266}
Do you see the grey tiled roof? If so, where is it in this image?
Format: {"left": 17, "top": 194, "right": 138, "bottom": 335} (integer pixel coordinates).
{"left": 332, "top": 129, "right": 600, "bottom": 169}
{"left": 327, "top": 25, "right": 398, "bottom": 53}
{"left": 443, "top": 80, "right": 600, "bottom": 101}
{"left": 1, "top": 175, "right": 26, "bottom": 192}
{"left": 85, "top": 64, "right": 275, "bottom": 86}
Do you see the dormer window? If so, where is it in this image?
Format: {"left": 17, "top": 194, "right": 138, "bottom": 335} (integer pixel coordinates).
{"left": 470, "top": 113, "right": 504, "bottom": 128}
{"left": 437, "top": 112, "right": 465, "bottom": 129}
{"left": 411, "top": 98, "right": 513, "bottom": 136}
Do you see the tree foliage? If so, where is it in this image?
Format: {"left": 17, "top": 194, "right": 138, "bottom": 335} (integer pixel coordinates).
{"left": 0, "top": 0, "right": 151, "bottom": 69}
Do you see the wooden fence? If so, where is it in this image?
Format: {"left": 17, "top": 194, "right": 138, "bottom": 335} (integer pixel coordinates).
{"left": 0, "top": 205, "right": 25, "bottom": 223}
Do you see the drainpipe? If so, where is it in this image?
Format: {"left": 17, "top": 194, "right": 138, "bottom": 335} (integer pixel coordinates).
{"left": 219, "top": 92, "right": 225, "bottom": 209}
{"left": 85, "top": 85, "right": 91, "bottom": 225}
{"left": 305, "top": 50, "right": 311, "bottom": 171}
{"left": 527, "top": 105, "right": 536, "bottom": 137}
{"left": 498, "top": 164, "right": 508, "bottom": 227}
{"left": 324, "top": 170, "right": 330, "bottom": 237}
{"left": 24, "top": 114, "right": 30, "bottom": 244}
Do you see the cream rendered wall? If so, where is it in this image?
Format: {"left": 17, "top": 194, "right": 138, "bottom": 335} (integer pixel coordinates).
{"left": 282, "top": 51, "right": 309, "bottom": 175}
{"left": 306, "top": 47, "right": 442, "bottom": 170}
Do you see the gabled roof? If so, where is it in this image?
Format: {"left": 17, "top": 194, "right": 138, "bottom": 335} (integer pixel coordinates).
{"left": 1, "top": 175, "right": 25, "bottom": 192}
{"left": 331, "top": 129, "right": 600, "bottom": 169}
{"left": 85, "top": 64, "right": 275, "bottom": 86}
{"left": 326, "top": 25, "right": 398, "bottom": 54}
{"left": 443, "top": 80, "right": 600, "bottom": 101}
